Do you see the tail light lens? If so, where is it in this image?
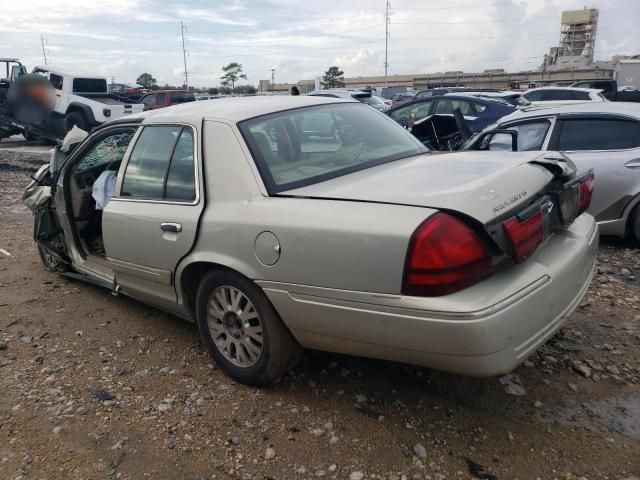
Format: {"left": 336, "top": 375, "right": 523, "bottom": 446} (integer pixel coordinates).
{"left": 402, "top": 213, "right": 493, "bottom": 297}
{"left": 503, "top": 211, "right": 544, "bottom": 263}
{"left": 577, "top": 169, "right": 595, "bottom": 216}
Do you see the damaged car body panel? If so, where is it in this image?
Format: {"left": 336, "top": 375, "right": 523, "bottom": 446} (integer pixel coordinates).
{"left": 463, "top": 102, "right": 640, "bottom": 240}
{"left": 25, "top": 97, "right": 598, "bottom": 386}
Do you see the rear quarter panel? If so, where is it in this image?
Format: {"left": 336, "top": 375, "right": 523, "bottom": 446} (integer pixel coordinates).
{"left": 176, "top": 119, "right": 433, "bottom": 296}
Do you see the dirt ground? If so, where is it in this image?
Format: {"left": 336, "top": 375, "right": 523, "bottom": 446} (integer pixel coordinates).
{"left": 1, "top": 140, "right": 639, "bottom": 480}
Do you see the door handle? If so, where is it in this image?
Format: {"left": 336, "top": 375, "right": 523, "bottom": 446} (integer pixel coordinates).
{"left": 160, "top": 222, "right": 182, "bottom": 233}
{"left": 624, "top": 158, "right": 640, "bottom": 169}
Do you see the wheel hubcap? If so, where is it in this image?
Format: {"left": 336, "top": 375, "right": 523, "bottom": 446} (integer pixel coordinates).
{"left": 206, "top": 286, "right": 263, "bottom": 367}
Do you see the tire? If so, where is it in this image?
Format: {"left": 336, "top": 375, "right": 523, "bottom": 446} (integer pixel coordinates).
{"left": 65, "top": 111, "right": 88, "bottom": 132}
{"left": 37, "top": 245, "right": 69, "bottom": 273}
{"left": 195, "top": 270, "right": 302, "bottom": 386}
{"left": 23, "top": 131, "right": 40, "bottom": 141}
{"left": 630, "top": 206, "right": 640, "bottom": 244}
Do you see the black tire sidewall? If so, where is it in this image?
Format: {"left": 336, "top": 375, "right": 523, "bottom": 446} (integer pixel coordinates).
{"left": 65, "top": 111, "right": 87, "bottom": 132}
{"left": 196, "top": 271, "right": 282, "bottom": 385}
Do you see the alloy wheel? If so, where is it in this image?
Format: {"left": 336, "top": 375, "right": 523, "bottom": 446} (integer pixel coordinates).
{"left": 206, "top": 286, "right": 264, "bottom": 367}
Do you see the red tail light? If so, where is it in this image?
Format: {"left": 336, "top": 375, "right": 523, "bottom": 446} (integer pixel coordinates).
{"left": 402, "top": 213, "right": 493, "bottom": 297}
{"left": 577, "top": 169, "right": 594, "bottom": 216}
{"left": 503, "top": 211, "right": 543, "bottom": 263}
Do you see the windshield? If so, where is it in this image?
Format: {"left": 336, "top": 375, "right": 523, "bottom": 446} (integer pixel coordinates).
{"left": 239, "top": 103, "right": 427, "bottom": 193}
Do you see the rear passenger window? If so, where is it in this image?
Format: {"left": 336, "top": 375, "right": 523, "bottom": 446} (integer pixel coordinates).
{"left": 435, "top": 99, "right": 473, "bottom": 115}
{"left": 557, "top": 119, "right": 640, "bottom": 150}
{"left": 121, "top": 125, "right": 196, "bottom": 201}
{"left": 165, "top": 129, "right": 196, "bottom": 201}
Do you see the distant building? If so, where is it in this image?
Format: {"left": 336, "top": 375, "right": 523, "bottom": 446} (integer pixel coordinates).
{"left": 258, "top": 6, "right": 640, "bottom": 94}
{"left": 545, "top": 8, "right": 599, "bottom": 71}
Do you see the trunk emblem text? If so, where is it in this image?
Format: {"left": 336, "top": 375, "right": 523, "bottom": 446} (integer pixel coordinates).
{"left": 491, "top": 191, "right": 528, "bottom": 214}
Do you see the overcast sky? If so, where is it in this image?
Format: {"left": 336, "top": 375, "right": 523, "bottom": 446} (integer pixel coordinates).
{"left": 2, "top": 0, "right": 639, "bottom": 87}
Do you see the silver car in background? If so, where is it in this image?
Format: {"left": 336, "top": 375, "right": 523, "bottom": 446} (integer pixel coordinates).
{"left": 308, "top": 89, "right": 391, "bottom": 111}
{"left": 24, "top": 96, "right": 597, "bottom": 386}
{"left": 464, "top": 102, "right": 640, "bottom": 241}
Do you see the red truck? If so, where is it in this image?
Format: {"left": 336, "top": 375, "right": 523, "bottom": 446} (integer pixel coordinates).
{"left": 139, "top": 90, "right": 196, "bottom": 111}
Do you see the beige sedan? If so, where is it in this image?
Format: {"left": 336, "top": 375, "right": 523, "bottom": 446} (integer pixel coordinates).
{"left": 25, "top": 96, "right": 597, "bottom": 385}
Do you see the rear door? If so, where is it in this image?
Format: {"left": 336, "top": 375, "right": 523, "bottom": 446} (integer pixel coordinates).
{"left": 102, "top": 123, "right": 203, "bottom": 310}
{"left": 548, "top": 115, "right": 640, "bottom": 220}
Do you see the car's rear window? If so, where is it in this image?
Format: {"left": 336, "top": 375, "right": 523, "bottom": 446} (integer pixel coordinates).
{"left": 239, "top": 103, "right": 427, "bottom": 193}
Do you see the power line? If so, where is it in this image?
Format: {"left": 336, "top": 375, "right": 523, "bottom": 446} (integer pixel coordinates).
{"left": 180, "top": 20, "right": 189, "bottom": 89}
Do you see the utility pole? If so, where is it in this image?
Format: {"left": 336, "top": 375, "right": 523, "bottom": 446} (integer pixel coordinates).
{"left": 40, "top": 35, "right": 48, "bottom": 66}
{"left": 271, "top": 68, "right": 275, "bottom": 94}
{"left": 384, "top": 0, "right": 390, "bottom": 87}
{"left": 180, "top": 21, "right": 189, "bottom": 89}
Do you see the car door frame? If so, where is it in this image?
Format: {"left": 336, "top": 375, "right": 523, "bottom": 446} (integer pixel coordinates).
{"left": 47, "top": 122, "right": 143, "bottom": 282}
{"left": 103, "top": 121, "right": 205, "bottom": 314}
{"left": 465, "top": 115, "right": 556, "bottom": 151}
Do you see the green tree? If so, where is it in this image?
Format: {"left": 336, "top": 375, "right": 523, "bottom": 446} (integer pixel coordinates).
{"left": 321, "top": 66, "right": 345, "bottom": 88}
{"left": 208, "top": 87, "right": 219, "bottom": 95}
{"left": 220, "top": 62, "right": 247, "bottom": 93}
{"left": 136, "top": 73, "right": 157, "bottom": 89}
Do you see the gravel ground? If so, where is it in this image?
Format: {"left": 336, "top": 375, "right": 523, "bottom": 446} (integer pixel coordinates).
{"left": 1, "top": 142, "right": 640, "bottom": 480}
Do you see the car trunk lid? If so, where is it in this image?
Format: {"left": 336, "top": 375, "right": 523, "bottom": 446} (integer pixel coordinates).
{"left": 282, "top": 151, "right": 569, "bottom": 225}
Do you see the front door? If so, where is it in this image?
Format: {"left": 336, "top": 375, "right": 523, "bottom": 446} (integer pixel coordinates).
{"left": 102, "top": 124, "right": 203, "bottom": 311}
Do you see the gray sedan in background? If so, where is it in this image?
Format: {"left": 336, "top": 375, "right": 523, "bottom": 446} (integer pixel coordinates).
{"left": 464, "top": 102, "right": 640, "bottom": 241}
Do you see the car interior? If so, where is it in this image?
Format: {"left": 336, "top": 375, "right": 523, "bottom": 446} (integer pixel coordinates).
{"left": 243, "top": 104, "right": 425, "bottom": 189}
{"left": 65, "top": 129, "right": 136, "bottom": 259}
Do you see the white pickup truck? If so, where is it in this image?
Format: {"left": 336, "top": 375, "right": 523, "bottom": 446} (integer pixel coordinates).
{"left": 32, "top": 66, "right": 143, "bottom": 134}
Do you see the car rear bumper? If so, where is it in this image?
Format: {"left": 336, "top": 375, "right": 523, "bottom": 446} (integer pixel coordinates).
{"left": 259, "top": 214, "right": 598, "bottom": 376}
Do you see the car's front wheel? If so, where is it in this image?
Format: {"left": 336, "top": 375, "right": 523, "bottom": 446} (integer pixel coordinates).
{"left": 195, "top": 270, "right": 302, "bottom": 386}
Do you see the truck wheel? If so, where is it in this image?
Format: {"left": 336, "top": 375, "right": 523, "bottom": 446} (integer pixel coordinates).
{"left": 23, "top": 131, "right": 40, "bottom": 141}
{"left": 65, "top": 111, "right": 88, "bottom": 132}
{"left": 195, "top": 270, "right": 302, "bottom": 386}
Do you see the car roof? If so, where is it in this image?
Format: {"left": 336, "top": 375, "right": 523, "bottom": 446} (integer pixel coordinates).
{"left": 497, "top": 102, "right": 640, "bottom": 123}
{"left": 144, "top": 89, "right": 192, "bottom": 94}
{"left": 33, "top": 65, "right": 104, "bottom": 78}
{"left": 387, "top": 94, "right": 514, "bottom": 111}
{"left": 128, "top": 95, "right": 356, "bottom": 124}
{"left": 524, "top": 86, "right": 602, "bottom": 94}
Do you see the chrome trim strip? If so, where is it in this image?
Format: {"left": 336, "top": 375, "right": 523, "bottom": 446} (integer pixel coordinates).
{"left": 107, "top": 257, "right": 172, "bottom": 285}
{"left": 258, "top": 275, "right": 550, "bottom": 322}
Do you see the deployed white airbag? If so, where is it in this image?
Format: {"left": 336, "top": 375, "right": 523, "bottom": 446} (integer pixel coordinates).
{"left": 92, "top": 171, "right": 117, "bottom": 210}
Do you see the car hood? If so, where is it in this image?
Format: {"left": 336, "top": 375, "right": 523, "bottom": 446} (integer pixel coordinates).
{"left": 282, "top": 151, "right": 560, "bottom": 224}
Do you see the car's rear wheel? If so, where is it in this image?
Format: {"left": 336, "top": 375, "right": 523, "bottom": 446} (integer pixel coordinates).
{"left": 195, "top": 270, "right": 302, "bottom": 386}
{"left": 631, "top": 205, "right": 640, "bottom": 243}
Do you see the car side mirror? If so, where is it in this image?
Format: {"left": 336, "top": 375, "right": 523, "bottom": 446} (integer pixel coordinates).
{"left": 475, "top": 129, "right": 518, "bottom": 151}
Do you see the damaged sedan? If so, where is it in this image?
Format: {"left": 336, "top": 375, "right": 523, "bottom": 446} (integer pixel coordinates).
{"left": 24, "top": 96, "right": 597, "bottom": 386}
